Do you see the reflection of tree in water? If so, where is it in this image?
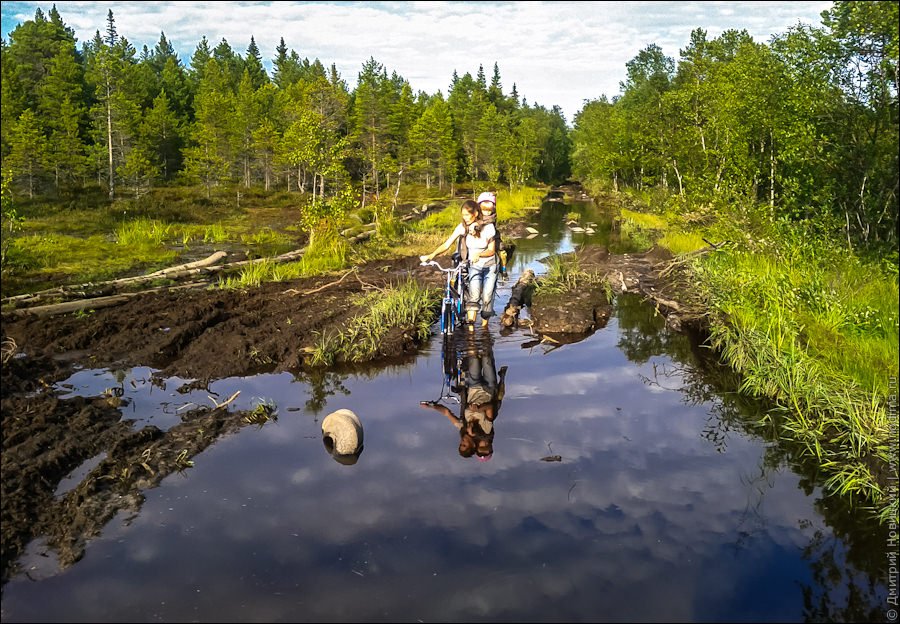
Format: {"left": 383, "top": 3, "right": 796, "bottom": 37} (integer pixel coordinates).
{"left": 615, "top": 293, "right": 694, "bottom": 365}
{"left": 293, "top": 356, "right": 419, "bottom": 417}
{"left": 614, "top": 292, "right": 890, "bottom": 621}
{"left": 800, "top": 501, "right": 889, "bottom": 623}
{"left": 293, "top": 369, "right": 350, "bottom": 416}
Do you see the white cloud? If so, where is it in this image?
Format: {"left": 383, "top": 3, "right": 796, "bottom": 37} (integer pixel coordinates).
{"left": 2, "top": 1, "right": 830, "bottom": 122}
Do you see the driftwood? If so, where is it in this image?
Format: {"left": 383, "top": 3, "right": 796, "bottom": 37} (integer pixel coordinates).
{"left": 283, "top": 268, "right": 357, "bottom": 296}
{"left": 3, "top": 248, "right": 307, "bottom": 310}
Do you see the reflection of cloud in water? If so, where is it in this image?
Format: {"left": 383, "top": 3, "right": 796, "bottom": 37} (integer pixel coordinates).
{"left": 521, "top": 368, "right": 635, "bottom": 396}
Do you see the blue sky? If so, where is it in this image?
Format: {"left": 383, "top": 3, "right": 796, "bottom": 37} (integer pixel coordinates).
{"left": 1, "top": 1, "right": 832, "bottom": 123}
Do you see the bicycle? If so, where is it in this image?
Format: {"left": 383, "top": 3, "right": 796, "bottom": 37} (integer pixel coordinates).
{"left": 420, "top": 257, "right": 468, "bottom": 336}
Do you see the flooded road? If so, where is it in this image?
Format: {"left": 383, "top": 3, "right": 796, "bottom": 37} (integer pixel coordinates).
{"left": 1, "top": 199, "right": 889, "bottom": 622}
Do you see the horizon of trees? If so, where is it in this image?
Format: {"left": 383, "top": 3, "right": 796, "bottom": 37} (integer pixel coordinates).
{"left": 1, "top": 5, "right": 572, "bottom": 211}
{"left": 3, "top": 3, "right": 897, "bottom": 257}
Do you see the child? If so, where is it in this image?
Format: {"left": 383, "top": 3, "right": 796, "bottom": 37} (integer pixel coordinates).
{"left": 476, "top": 191, "right": 504, "bottom": 274}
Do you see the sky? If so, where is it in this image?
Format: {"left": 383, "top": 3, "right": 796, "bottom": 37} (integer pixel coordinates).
{"left": 1, "top": 1, "right": 833, "bottom": 123}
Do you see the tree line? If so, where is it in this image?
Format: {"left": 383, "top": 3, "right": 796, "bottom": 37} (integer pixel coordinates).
{"left": 1, "top": 6, "right": 572, "bottom": 210}
{"left": 570, "top": 1, "right": 898, "bottom": 252}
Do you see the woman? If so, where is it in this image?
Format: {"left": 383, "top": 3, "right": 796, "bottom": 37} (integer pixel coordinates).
{"left": 420, "top": 200, "right": 498, "bottom": 326}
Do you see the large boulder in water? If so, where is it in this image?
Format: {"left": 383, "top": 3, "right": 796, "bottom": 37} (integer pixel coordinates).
{"left": 322, "top": 408, "right": 364, "bottom": 465}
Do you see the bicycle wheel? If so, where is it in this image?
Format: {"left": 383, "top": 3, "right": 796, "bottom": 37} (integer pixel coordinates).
{"left": 442, "top": 333, "right": 457, "bottom": 380}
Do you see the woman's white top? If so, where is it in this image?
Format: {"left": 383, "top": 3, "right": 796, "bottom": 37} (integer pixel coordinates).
{"left": 451, "top": 222, "right": 496, "bottom": 268}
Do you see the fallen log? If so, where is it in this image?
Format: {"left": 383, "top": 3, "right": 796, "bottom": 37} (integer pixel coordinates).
{"left": 8, "top": 282, "right": 210, "bottom": 318}
{"left": 2, "top": 250, "right": 228, "bottom": 306}
{"left": 143, "top": 251, "right": 228, "bottom": 277}
{"left": 3, "top": 248, "right": 307, "bottom": 309}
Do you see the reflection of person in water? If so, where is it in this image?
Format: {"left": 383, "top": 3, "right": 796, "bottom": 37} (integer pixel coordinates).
{"left": 420, "top": 334, "right": 507, "bottom": 460}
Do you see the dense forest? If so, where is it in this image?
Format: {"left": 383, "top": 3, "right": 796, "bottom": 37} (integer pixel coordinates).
{"left": 571, "top": 1, "right": 898, "bottom": 255}
{"left": 0, "top": 6, "right": 571, "bottom": 212}
{"left": 2, "top": 3, "right": 896, "bottom": 257}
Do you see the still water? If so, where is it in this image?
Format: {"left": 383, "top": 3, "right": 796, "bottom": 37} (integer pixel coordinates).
{"left": 1, "top": 199, "right": 890, "bottom": 622}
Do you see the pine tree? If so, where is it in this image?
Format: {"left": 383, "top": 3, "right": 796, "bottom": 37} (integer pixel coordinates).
{"left": 189, "top": 36, "right": 212, "bottom": 91}
{"left": 84, "top": 10, "right": 142, "bottom": 200}
{"left": 140, "top": 91, "right": 183, "bottom": 180}
{"left": 7, "top": 109, "right": 49, "bottom": 198}
{"left": 183, "top": 57, "right": 234, "bottom": 197}
{"left": 104, "top": 9, "right": 117, "bottom": 46}
{"left": 213, "top": 38, "right": 242, "bottom": 91}
{"left": 234, "top": 70, "right": 261, "bottom": 187}
{"left": 243, "top": 36, "right": 269, "bottom": 90}
{"left": 273, "top": 37, "right": 304, "bottom": 88}
{"left": 488, "top": 62, "right": 503, "bottom": 106}
{"left": 352, "top": 57, "right": 391, "bottom": 199}
{"left": 39, "top": 44, "right": 88, "bottom": 192}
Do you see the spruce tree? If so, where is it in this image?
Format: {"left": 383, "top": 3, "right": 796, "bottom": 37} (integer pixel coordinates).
{"left": 244, "top": 36, "right": 269, "bottom": 90}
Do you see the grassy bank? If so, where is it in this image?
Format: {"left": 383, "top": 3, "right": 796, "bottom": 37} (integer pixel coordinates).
{"left": 595, "top": 182, "right": 899, "bottom": 522}
{"left": 309, "top": 279, "right": 438, "bottom": 366}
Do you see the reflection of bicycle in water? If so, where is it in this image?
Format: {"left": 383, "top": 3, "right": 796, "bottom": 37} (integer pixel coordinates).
{"left": 420, "top": 329, "right": 507, "bottom": 460}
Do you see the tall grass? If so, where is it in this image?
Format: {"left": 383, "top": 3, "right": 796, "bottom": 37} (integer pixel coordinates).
{"left": 218, "top": 229, "right": 349, "bottom": 290}
{"left": 694, "top": 228, "right": 898, "bottom": 519}
{"left": 115, "top": 218, "right": 174, "bottom": 246}
{"left": 310, "top": 279, "right": 438, "bottom": 366}
{"left": 496, "top": 187, "right": 545, "bottom": 220}
{"left": 616, "top": 189, "right": 898, "bottom": 520}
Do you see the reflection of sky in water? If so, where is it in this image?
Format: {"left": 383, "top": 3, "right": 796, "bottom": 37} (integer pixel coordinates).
{"left": 4, "top": 200, "right": 885, "bottom": 622}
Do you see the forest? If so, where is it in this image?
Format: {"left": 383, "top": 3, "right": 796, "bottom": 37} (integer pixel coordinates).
{"left": 0, "top": 6, "right": 569, "bottom": 225}
{"left": 570, "top": 1, "right": 898, "bottom": 255}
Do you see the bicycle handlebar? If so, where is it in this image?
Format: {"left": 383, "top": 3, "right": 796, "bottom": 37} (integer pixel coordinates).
{"left": 420, "top": 259, "right": 466, "bottom": 272}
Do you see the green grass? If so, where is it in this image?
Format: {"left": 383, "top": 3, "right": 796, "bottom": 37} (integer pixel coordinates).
{"left": 536, "top": 255, "right": 609, "bottom": 297}
{"left": 115, "top": 218, "right": 175, "bottom": 246}
{"left": 218, "top": 229, "right": 349, "bottom": 290}
{"left": 611, "top": 186, "right": 898, "bottom": 521}
{"left": 495, "top": 187, "right": 546, "bottom": 221}
{"left": 620, "top": 208, "right": 667, "bottom": 231}
{"left": 694, "top": 226, "right": 897, "bottom": 519}
{"left": 310, "top": 279, "right": 438, "bottom": 366}
{"left": 0, "top": 183, "right": 315, "bottom": 297}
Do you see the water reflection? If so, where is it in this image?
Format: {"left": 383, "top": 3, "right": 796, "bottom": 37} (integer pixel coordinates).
{"left": 420, "top": 329, "right": 507, "bottom": 461}
{"left": 611, "top": 291, "right": 893, "bottom": 623}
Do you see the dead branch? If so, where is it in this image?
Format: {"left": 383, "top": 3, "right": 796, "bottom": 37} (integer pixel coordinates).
{"left": 284, "top": 268, "right": 357, "bottom": 296}
{"left": 208, "top": 390, "right": 241, "bottom": 410}
{"left": 354, "top": 272, "right": 384, "bottom": 292}
{"left": 143, "top": 251, "right": 228, "bottom": 277}
{"left": 658, "top": 240, "right": 727, "bottom": 278}
{"left": 3, "top": 248, "right": 307, "bottom": 309}
{"left": 1, "top": 337, "right": 17, "bottom": 364}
